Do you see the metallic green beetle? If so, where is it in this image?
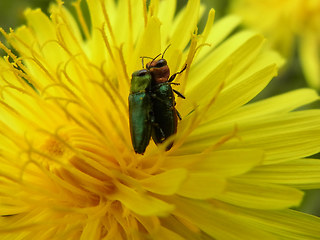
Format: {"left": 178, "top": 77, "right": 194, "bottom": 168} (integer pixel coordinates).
{"left": 128, "top": 69, "right": 153, "bottom": 154}
{"left": 146, "top": 57, "right": 187, "bottom": 151}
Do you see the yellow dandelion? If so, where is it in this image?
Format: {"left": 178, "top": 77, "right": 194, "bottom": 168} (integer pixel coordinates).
{"left": 229, "top": 0, "right": 320, "bottom": 89}
{"left": 1, "top": 0, "right": 320, "bottom": 239}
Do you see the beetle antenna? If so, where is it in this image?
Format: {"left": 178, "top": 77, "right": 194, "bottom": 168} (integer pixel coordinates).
{"left": 148, "top": 53, "right": 161, "bottom": 69}
{"left": 140, "top": 56, "right": 154, "bottom": 68}
{"left": 162, "top": 44, "right": 171, "bottom": 59}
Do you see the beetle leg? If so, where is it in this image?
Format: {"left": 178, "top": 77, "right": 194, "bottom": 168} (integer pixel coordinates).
{"left": 158, "top": 126, "right": 166, "bottom": 141}
{"left": 173, "top": 89, "right": 186, "bottom": 99}
{"left": 151, "top": 93, "right": 164, "bottom": 102}
{"left": 151, "top": 93, "right": 173, "bottom": 108}
{"left": 150, "top": 111, "right": 165, "bottom": 140}
{"left": 168, "top": 64, "right": 187, "bottom": 82}
{"left": 151, "top": 120, "right": 166, "bottom": 141}
{"left": 151, "top": 92, "right": 157, "bottom": 99}
{"left": 176, "top": 109, "right": 182, "bottom": 120}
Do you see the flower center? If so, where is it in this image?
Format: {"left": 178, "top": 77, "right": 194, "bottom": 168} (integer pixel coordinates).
{"left": 43, "top": 137, "right": 65, "bottom": 157}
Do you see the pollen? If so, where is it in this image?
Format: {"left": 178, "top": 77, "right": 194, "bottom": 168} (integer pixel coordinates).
{"left": 42, "top": 137, "right": 65, "bottom": 157}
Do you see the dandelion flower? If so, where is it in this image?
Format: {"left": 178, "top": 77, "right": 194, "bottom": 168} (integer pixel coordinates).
{"left": 1, "top": 0, "right": 320, "bottom": 239}
{"left": 229, "top": 0, "right": 320, "bottom": 89}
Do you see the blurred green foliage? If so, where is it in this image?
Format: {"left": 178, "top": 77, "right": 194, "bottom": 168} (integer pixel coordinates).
{"left": 0, "top": 0, "right": 89, "bottom": 38}
{"left": 0, "top": 0, "right": 51, "bottom": 31}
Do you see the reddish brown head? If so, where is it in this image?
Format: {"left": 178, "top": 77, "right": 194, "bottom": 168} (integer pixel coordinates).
{"left": 146, "top": 58, "right": 170, "bottom": 84}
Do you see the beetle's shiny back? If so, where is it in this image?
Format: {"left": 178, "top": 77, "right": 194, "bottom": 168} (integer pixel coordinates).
{"left": 130, "top": 69, "right": 152, "bottom": 93}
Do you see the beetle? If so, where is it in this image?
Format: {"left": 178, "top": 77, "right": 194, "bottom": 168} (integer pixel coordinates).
{"left": 145, "top": 50, "right": 187, "bottom": 151}
{"left": 128, "top": 68, "right": 153, "bottom": 154}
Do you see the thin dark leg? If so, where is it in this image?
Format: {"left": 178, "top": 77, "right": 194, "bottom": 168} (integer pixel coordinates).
{"left": 168, "top": 64, "right": 187, "bottom": 82}
{"left": 176, "top": 109, "right": 182, "bottom": 120}
{"left": 173, "top": 89, "right": 186, "bottom": 99}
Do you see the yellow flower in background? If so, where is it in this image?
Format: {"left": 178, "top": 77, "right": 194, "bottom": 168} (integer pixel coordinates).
{"left": 230, "top": 0, "right": 320, "bottom": 89}
{"left": 1, "top": 0, "right": 320, "bottom": 239}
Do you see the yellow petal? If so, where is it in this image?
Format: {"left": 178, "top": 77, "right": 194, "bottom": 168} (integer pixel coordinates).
{"left": 203, "top": 63, "right": 277, "bottom": 120}
{"left": 172, "top": 197, "right": 277, "bottom": 240}
{"left": 8, "top": 25, "right": 35, "bottom": 56}
{"left": 134, "top": 16, "right": 161, "bottom": 70}
{"left": 196, "top": 15, "right": 241, "bottom": 61}
{"left": 232, "top": 206, "right": 320, "bottom": 240}
{"left": 299, "top": 30, "right": 320, "bottom": 89}
{"left": 0, "top": 202, "right": 30, "bottom": 216}
{"left": 239, "top": 158, "right": 320, "bottom": 189}
{"left": 165, "top": 149, "right": 263, "bottom": 177}
{"left": 140, "top": 168, "right": 187, "bottom": 195}
{"left": 24, "top": 8, "right": 56, "bottom": 44}
{"left": 216, "top": 179, "right": 303, "bottom": 209}
{"left": 158, "top": 0, "right": 176, "bottom": 47}
{"left": 219, "top": 88, "right": 319, "bottom": 123}
{"left": 192, "top": 149, "right": 264, "bottom": 176}
{"left": 152, "top": 227, "right": 185, "bottom": 240}
{"left": 186, "top": 110, "right": 320, "bottom": 161}
{"left": 186, "top": 31, "right": 265, "bottom": 93}
{"left": 47, "top": 5, "right": 83, "bottom": 57}
{"left": 230, "top": 110, "right": 320, "bottom": 164}
{"left": 198, "top": 9, "right": 215, "bottom": 47}
{"left": 177, "top": 172, "right": 226, "bottom": 199}
{"left": 109, "top": 183, "right": 174, "bottom": 217}
{"left": 209, "top": 14, "right": 241, "bottom": 47}
{"left": 80, "top": 217, "right": 101, "bottom": 240}
{"left": 189, "top": 89, "right": 319, "bottom": 141}
{"left": 170, "top": 0, "right": 200, "bottom": 50}
{"left": 86, "top": 0, "right": 113, "bottom": 28}
{"left": 160, "top": 215, "right": 204, "bottom": 239}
